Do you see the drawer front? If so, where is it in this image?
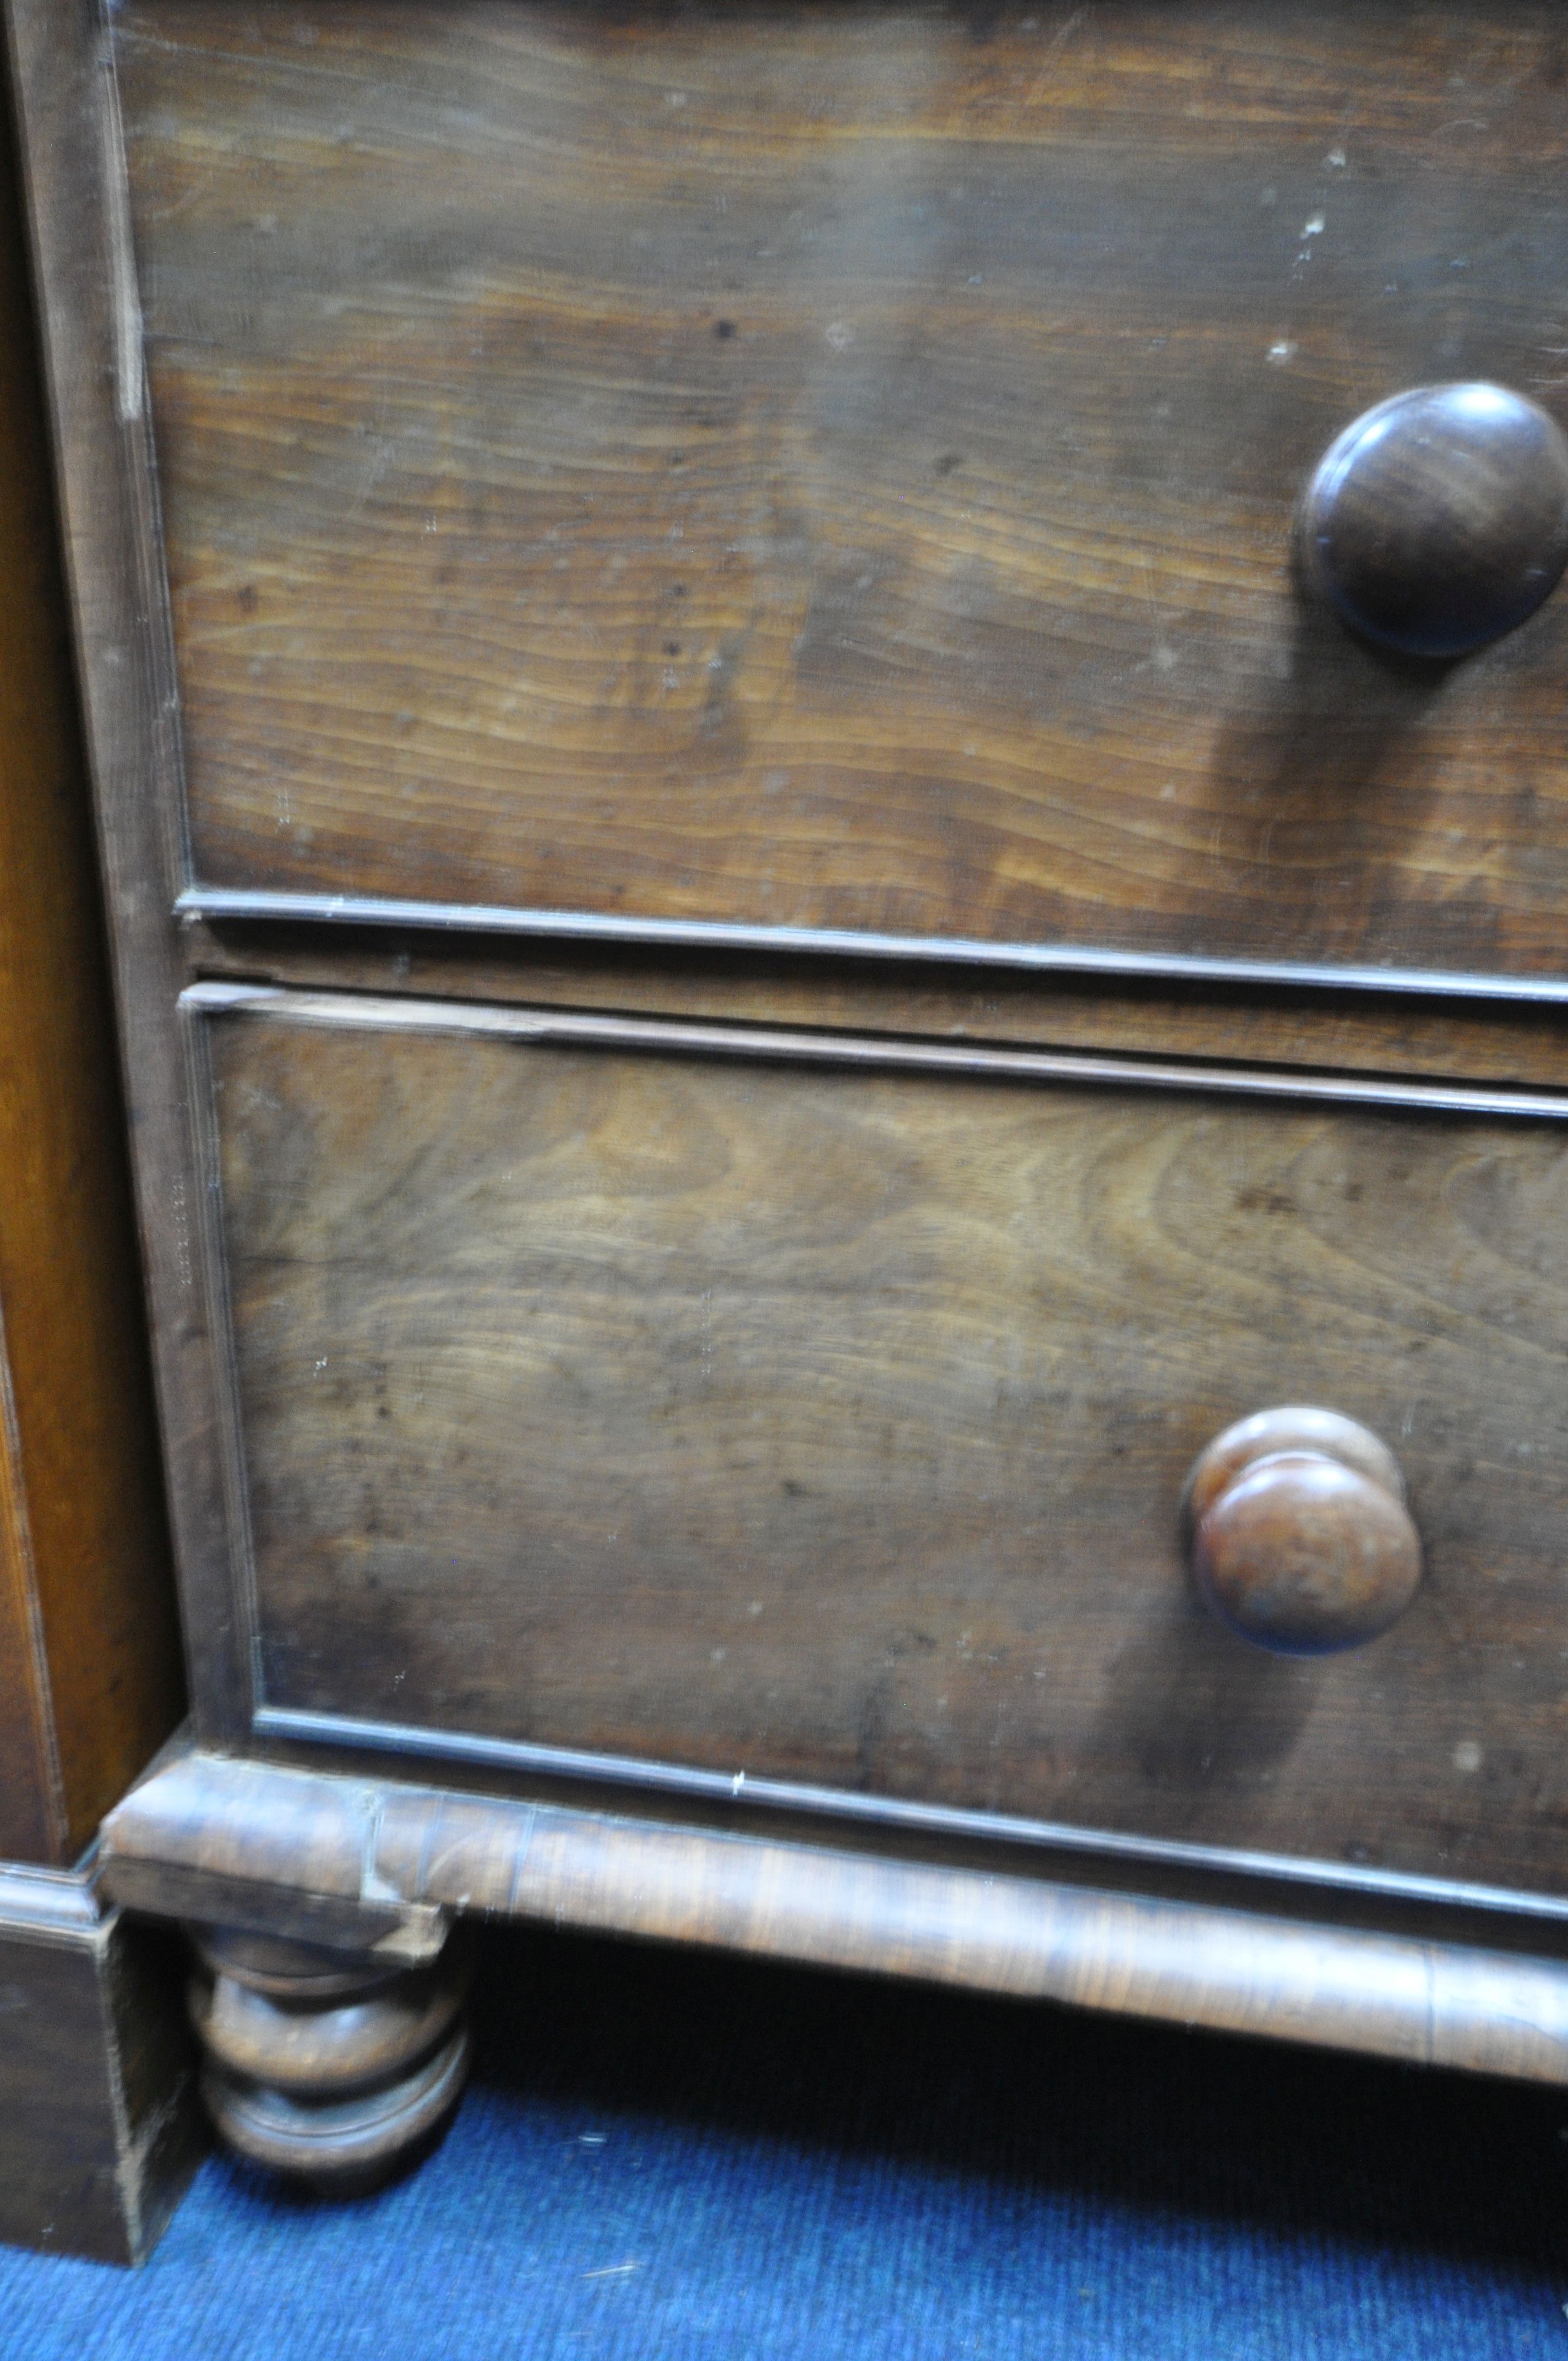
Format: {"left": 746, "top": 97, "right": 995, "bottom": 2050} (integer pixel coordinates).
{"left": 197, "top": 987, "right": 1568, "bottom": 1895}
{"left": 122, "top": 0, "right": 1568, "bottom": 991}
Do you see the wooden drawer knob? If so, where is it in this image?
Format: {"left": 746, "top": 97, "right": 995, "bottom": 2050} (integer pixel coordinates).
{"left": 1302, "top": 382, "right": 1568, "bottom": 656}
{"left": 1183, "top": 1408, "right": 1422, "bottom": 1656}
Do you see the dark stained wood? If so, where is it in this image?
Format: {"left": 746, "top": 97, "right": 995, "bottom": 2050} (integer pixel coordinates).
{"left": 0, "top": 25, "right": 183, "bottom": 1856}
{"left": 4, "top": 0, "right": 253, "bottom": 1740}
{"left": 1303, "top": 383, "right": 1568, "bottom": 656}
{"left": 191, "top": 984, "right": 1568, "bottom": 1895}
{"left": 0, "top": 1861, "right": 205, "bottom": 2264}
{"left": 0, "top": 1416, "right": 58, "bottom": 1863}
{"left": 190, "top": 1925, "right": 470, "bottom": 2191}
{"left": 186, "top": 917, "right": 1568, "bottom": 1092}
{"left": 0, "top": 25, "right": 206, "bottom": 2262}
{"left": 97, "top": 1747, "right": 1568, "bottom": 2088}
{"left": 114, "top": 0, "right": 1568, "bottom": 989}
{"left": 1185, "top": 1407, "right": 1423, "bottom": 1657}
{"left": 183, "top": 980, "right": 1568, "bottom": 1118}
{"left": 191, "top": 1929, "right": 465, "bottom": 2079}
{"left": 26, "top": 0, "right": 1568, "bottom": 2183}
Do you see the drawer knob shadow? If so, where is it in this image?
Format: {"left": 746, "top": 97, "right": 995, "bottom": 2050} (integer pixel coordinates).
{"left": 1301, "top": 382, "right": 1568, "bottom": 657}
{"left": 1183, "top": 1408, "right": 1422, "bottom": 1657}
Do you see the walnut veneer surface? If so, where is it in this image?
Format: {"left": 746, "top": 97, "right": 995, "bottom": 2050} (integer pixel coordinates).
{"left": 20, "top": 0, "right": 1568, "bottom": 2176}
{"left": 119, "top": 0, "right": 1568, "bottom": 987}
{"left": 197, "top": 988, "right": 1568, "bottom": 1891}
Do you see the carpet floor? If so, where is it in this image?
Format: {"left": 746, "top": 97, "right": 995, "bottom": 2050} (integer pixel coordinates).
{"left": 3, "top": 1919, "right": 1567, "bottom": 2358}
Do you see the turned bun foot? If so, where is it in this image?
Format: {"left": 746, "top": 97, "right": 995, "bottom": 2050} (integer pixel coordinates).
{"left": 187, "top": 1924, "right": 472, "bottom": 2194}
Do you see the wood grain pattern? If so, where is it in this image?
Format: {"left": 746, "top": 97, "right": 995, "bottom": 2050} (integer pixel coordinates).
{"left": 195, "top": 987, "right": 1568, "bottom": 1894}
{"left": 185, "top": 916, "right": 1568, "bottom": 1092}
{"left": 4, "top": 0, "right": 252, "bottom": 1741}
{"left": 26, "top": 0, "right": 1568, "bottom": 2147}
{"left": 0, "top": 29, "right": 183, "bottom": 1855}
{"left": 1302, "top": 382, "right": 1568, "bottom": 657}
{"left": 98, "top": 1748, "right": 1568, "bottom": 2088}
{"left": 0, "top": 1863, "right": 204, "bottom": 2265}
{"left": 189, "top": 1924, "right": 471, "bottom": 2190}
{"left": 1184, "top": 1407, "right": 1424, "bottom": 1657}
{"left": 115, "top": 0, "right": 1568, "bottom": 988}
{"left": 0, "top": 1356, "right": 58, "bottom": 1862}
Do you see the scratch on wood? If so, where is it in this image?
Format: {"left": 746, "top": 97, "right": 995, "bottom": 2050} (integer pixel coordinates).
{"left": 358, "top": 1789, "right": 406, "bottom": 1908}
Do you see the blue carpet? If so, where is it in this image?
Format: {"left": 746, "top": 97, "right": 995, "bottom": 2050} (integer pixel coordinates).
{"left": 4, "top": 1921, "right": 1568, "bottom": 2357}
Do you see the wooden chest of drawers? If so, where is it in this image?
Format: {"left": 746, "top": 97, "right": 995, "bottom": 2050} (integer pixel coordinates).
{"left": 17, "top": 0, "right": 1568, "bottom": 2183}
